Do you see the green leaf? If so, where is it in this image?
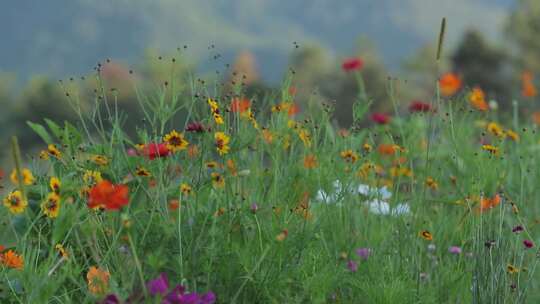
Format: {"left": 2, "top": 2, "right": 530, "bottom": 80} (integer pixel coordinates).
{"left": 26, "top": 121, "right": 53, "bottom": 144}
{"left": 44, "top": 119, "right": 63, "bottom": 139}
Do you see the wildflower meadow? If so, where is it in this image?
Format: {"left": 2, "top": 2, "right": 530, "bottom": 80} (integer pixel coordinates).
{"left": 3, "top": 25, "right": 540, "bottom": 304}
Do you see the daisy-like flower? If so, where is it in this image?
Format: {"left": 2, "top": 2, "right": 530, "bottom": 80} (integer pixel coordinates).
{"left": 340, "top": 150, "right": 359, "bottom": 164}
{"left": 41, "top": 192, "right": 61, "bottom": 218}
{"left": 425, "top": 177, "right": 438, "bottom": 190}
{"left": 208, "top": 98, "right": 224, "bottom": 125}
{"left": 50, "top": 176, "right": 61, "bottom": 194}
{"left": 486, "top": 122, "right": 504, "bottom": 138}
{"left": 47, "top": 144, "right": 62, "bottom": 159}
{"left": 362, "top": 143, "right": 372, "bottom": 153}
{"left": 297, "top": 129, "right": 312, "bottom": 147}
{"left": 419, "top": 230, "right": 433, "bottom": 241}
{"left": 214, "top": 132, "right": 230, "bottom": 155}
{"left": 180, "top": 183, "right": 192, "bottom": 195}
{"left": 135, "top": 166, "right": 151, "bottom": 177}
{"left": 1, "top": 250, "right": 24, "bottom": 270}
{"left": 10, "top": 168, "right": 35, "bottom": 186}
{"left": 87, "top": 180, "right": 129, "bottom": 211}
{"left": 87, "top": 266, "right": 110, "bottom": 295}
{"left": 211, "top": 172, "right": 225, "bottom": 189}
{"left": 3, "top": 190, "right": 28, "bottom": 214}
{"left": 507, "top": 264, "right": 519, "bottom": 274}
{"left": 482, "top": 144, "right": 499, "bottom": 155}
{"left": 164, "top": 130, "right": 189, "bottom": 152}
{"left": 271, "top": 102, "right": 292, "bottom": 113}
{"left": 469, "top": 87, "right": 489, "bottom": 111}
{"left": 439, "top": 73, "right": 462, "bottom": 97}
{"left": 83, "top": 170, "right": 103, "bottom": 186}
{"left": 55, "top": 244, "right": 69, "bottom": 259}
{"left": 91, "top": 155, "right": 109, "bottom": 166}
{"left": 506, "top": 129, "right": 519, "bottom": 142}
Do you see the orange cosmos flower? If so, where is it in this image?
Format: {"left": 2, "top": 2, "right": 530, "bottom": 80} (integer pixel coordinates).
{"left": 303, "top": 154, "right": 318, "bottom": 169}
{"left": 288, "top": 104, "right": 300, "bottom": 117}
{"left": 378, "top": 144, "right": 399, "bottom": 156}
{"left": 522, "top": 71, "right": 537, "bottom": 98}
{"left": 469, "top": 87, "right": 488, "bottom": 111}
{"left": 479, "top": 194, "right": 501, "bottom": 212}
{"left": 230, "top": 97, "right": 251, "bottom": 113}
{"left": 87, "top": 180, "right": 129, "bottom": 210}
{"left": 87, "top": 266, "right": 110, "bottom": 295}
{"left": 1, "top": 250, "right": 24, "bottom": 269}
{"left": 439, "top": 73, "right": 462, "bottom": 97}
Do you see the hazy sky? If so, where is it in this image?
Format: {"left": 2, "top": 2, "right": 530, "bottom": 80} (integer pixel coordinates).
{"left": 0, "top": 0, "right": 515, "bottom": 82}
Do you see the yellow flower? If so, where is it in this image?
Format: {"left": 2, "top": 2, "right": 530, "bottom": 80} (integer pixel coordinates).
{"left": 135, "top": 166, "right": 151, "bottom": 177}
{"left": 298, "top": 129, "right": 312, "bottom": 148}
{"left": 41, "top": 193, "right": 61, "bottom": 218}
{"left": 507, "top": 264, "right": 519, "bottom": 274}
{"left": 1, "top": 250, "right": 24, "bottom": 270}
{"left": 506, "top": 129, "right": 519, "bottom": 142}
{"left": 419, "top": 230, "right": 433, "bottom": 241}
{"left": 47, "top": 144, "right": 62, "bottom": 158}
{"left": 3, "top": 191, "right": 28, "bottom": 214}
{"left": 363, "top": 143, "right": 372, "bottom": 153}
{"left": 214, "top": 132, "right": 231, "bottom": 155}
{"left": 39, "top": 150, "right": 50, "bottom": 160}
{"left": 91, "top": 155, "right": 109, "bottom": 166}
{"left": 87, "top": 266, "right": 110, "bottom": 295}
{"left": 55, "top": 244, "right": 69, "bottom": 259}
{"left": 213, "top": 112, "right": 224, "bottom": 125}
{"left": 50, "top": 177, "right": 61, "bottom": 194}
{"left": 207, "top": 98, "right": 219, "bottom": 112}
{"left": 180, "top": 183, "right": 192, "bottom": 195}
{"left": 211, "top": 172, "right": 225, "bottom": 188}
{"left": 390, "top": 166, "right": 413, "bottom": 178}
{"left": 486, "top": 122, "right": 504, "bottom": 138}
{"left": 482, "top": 144, "right": 499, "bottom": 155}
{"left": 425, "top": 177, "right": 438, "bottom": 190}
{"left": 205, "top": 161, "right": 219, "bottom": 169}
{"left": 340, "top": 150, "right": 359, "bottom": 164}
{"left": 271, "top": 102, "right": 291, "bottom": 113}
{"left": 10, "top": 168, "right": 35, "bottom": 186}
{"left": 83, "top": 170, "right": 103, "bottom": 186}
{"left": 164, "top": 130, "right": 189, "bottom": 152}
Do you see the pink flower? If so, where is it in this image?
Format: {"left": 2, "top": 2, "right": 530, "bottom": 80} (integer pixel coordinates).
{"left": 524, "top": 239, "right": 534, "bottom": 249}
{"left": 347, "top": 260, "right": 358, "bottom": 272}
{"left": 342, "top": 57, "right": 363, "bottom": 72}
{"left": 371, "top": 113, "right": 391, "bottom": 125}
{"left": 147, "top": 273, "right": 169, "bottom": 296}
{"left": 448, "top": 246, "right": 462, "bottom": 255}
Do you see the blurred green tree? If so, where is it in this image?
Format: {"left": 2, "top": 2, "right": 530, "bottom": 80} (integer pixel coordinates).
{"left": 507, "top": 0, "right": 540, "bottom": 74}
{"left": 451, "top": 29, "right": 511, "bottom": 105}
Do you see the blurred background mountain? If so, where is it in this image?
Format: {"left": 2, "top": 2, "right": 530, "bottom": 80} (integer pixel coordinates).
{"left": 3, "top": 0, "right": 540, "bottom": 165}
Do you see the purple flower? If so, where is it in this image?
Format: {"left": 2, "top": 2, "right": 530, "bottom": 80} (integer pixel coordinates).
{"left": 250, "top": 203, "right": 259, "bottom": 214}
{"left": 100, "top": 294, "right": 120, "bottom": 304}
{"left": 347, "top": 260, "right": 358, "bottom": 272}
{"left": 164, "top": 285, "right": 216, "bottom": 304}
{"left": 524, "top": 239, "right": 534, "bottom": 249}
{"left": 512, "top": 225, "right": 524, "bottom": 233}
{"left": 355, "top": 248, "right": 371, "bottom": 260}
{"left": 448, "top": 246, "right": 462, "bottom": 255}
{"left": 147, "top": 273, "right": 169, "bottom": 296}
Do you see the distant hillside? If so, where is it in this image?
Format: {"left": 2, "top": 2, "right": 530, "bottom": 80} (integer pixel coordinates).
{"left": 0, "top": 0, "right": 513, "bottom": 83}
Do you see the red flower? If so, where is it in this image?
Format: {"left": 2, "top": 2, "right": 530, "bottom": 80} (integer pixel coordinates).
{"left": 371, "top": 113, "right": 391, "bottom": 125}
{"left": 141, "top": 143, "right": 170, "bottom": 160}
{"left": 88, "top": 180, "right": 129, "bottom": 210}
{"left": 186, "top": 122, "right": 206, "bottom": 133}
{"left": 342, "top": 57, "right": 363, "bottom": 72}
{"left": 524, "top": 239, "right": 534, "bottom": 249}
{"left": 409, "top": 101, "right": 433, "bottom": 113}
